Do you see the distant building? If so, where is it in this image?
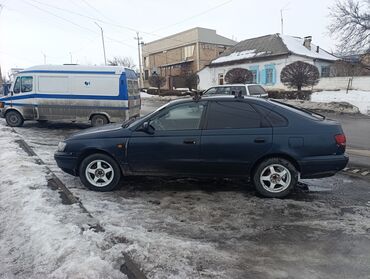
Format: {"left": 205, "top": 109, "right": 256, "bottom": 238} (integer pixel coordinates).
{"left": 198, "top": 34, "right": 338, "bottom": 90}
{"left": 142, "top": 27, "right": 236, "bottom": 89}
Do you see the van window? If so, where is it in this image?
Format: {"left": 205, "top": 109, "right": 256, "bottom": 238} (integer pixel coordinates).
{"left": 13, "top": 77, "right": 21, "bottom": 94}
{"left": 206, "top": 101, "right": 262, "bottom": 129}
{"left": 21, "top": 76, "right": 33, "bottom": 93}
{"left": 128, "top": 80, "right": 134, "bottom": 94}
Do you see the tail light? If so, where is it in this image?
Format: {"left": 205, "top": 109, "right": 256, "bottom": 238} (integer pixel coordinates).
{"left": 335, "top": 134, "right": 346, "bottom": 147}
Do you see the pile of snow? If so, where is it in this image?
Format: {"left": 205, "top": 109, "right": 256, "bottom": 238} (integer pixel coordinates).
{"left": 280, "top": 35, "right": 337, "bottom": 61}
{"left": 0, "top": 123, "right": 124, "bottom": 278}
{"left": 211, "top": 49, "right": 267, "bottom": 64}
{"left": 283, "top": 99, "right": 360, "bottom": 114}
{"left": 311, "top": 90, "right": 370, "bottom": 114}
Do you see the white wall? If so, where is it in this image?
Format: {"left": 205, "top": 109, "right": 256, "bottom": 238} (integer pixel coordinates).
{"left": 315, "top": 76, "right": 370, "bottom": 91}
{"left": 198, "top": 55, "right": 334, "bottom": 91}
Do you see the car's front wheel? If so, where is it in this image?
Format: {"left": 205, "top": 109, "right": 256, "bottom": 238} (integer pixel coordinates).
{"left": 79, "top": 153, "right": 121, "bottom": 191}
{"left": 253, "top": 158, "right": 298, "bottom": 198}
{"left": 6, "top": 110, "right": 24, "bottom": 127}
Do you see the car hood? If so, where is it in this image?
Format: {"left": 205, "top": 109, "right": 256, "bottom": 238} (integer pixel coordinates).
{"left": 67, "top": 123, "right": 131, "bottom": 141}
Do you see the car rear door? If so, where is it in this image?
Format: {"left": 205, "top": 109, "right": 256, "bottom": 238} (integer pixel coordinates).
{"left": 200, "top": 100, "right": 272, "bottom": 176}
{"left": 127, "top": 101, "right": 207, "bottom": 175}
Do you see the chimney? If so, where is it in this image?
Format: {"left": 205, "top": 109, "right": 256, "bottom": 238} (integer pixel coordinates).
{"left": 303, "top": 36, "right": 312, "bottom": 50}
{"left": 316, "top": 46, "right": 320, "bottom": 53}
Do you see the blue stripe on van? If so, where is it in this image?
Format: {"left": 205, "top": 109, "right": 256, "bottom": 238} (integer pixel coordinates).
{"left": 19, "top": 70, "right": 117, "bottom": 75}
{"left": 5, "top": 103, "right": 141, "bottom": 110}
{"left": 1, "top": 93, "right": 140, "bottom": 101}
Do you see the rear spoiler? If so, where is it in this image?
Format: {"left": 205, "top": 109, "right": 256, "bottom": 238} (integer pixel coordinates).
{"left": 270, "top": 99, "right": 326, "bottom": 120}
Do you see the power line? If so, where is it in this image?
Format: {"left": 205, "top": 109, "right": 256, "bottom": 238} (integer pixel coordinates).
{"left": 150, "top": 0, "right": 233, "bottom": 33}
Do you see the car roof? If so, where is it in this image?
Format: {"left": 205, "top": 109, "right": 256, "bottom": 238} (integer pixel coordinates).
{"left": 206, "top": 83, "right": 260, "bottom": 88}
{"left": 167, "top": 95, "right": 270, "bottom": 106}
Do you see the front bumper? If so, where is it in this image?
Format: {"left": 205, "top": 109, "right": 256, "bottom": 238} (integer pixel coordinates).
{"left": 54, "top": 152, "right": 79, "bottom": 176}
{"left": 299, "top": 154, "right": 349, "bottom": 179}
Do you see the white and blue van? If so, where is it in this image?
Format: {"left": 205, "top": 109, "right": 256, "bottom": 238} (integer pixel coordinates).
{"left": 0, "top": 65, "right": 141, "bottom": 127}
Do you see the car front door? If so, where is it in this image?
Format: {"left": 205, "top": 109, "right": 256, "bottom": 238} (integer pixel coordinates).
{"left": 127, "top": 101, "right": 207, "bottom": 175}
{"left": 200, "top": 100, "right": 273, "bottom": 176}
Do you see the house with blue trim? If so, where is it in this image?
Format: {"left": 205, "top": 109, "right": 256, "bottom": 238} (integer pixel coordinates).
{"left": 198, "top": 34, "right": 338, "bottom": 90}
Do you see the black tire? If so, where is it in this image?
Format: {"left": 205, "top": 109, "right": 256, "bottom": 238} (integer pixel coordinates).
{"left": 79, "top": 153, "right": 121, "bottom": 191}
{"left": 37, "top": 120, "right": 48, "bottom": 123}
{"left": 5, "top": 110, "right": 24, "bottom": 127}
{"left": 253, "top": 157, "right": 298, "bottom": 198}
{"left": 91, "top": 115, "right": 109, "bottom": 127}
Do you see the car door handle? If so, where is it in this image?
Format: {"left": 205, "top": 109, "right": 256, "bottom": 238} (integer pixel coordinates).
{"left": 183, "top": 139, "right": 197, "bottom": 145}
{"left": 254, "top": 138, "right": 266, "bottom": 143}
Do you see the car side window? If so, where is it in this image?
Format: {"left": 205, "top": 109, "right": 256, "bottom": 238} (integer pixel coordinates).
{"left": 21, "top": 76, "right": 33, "bottom": 93}
{"left": 252, "top": 104, "right": 288, "bottom": 127}
{"left": 13, "top": 77, "right": 21, "bottom": 94}
{"left": 206, "top": 101, "right": 262, "bottom": 129}
{"left": 216, "top": 87, "right": 231, "bottom": 95}
{"left": 150, "top": 102, "right": 206, "bottom": 131}
{"left": 248, "top": 85, "right": 266, "bottom": 96}
{"left": 204, "top": 87, "right": 217, "bottom": 95}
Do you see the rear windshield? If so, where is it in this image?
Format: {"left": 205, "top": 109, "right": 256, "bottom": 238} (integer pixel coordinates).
{"left": 270, "top": 99, "right": 325, "bottom": 121}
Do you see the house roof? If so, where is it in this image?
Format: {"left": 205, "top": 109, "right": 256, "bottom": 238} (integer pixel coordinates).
{"left": 210, "top": 34, "right": 337, "bottom": 66}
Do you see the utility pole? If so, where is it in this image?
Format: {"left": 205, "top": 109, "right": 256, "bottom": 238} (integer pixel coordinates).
{"left": 280, "top": 9, "right": 284, "bottom": 34}
{"left": 69, "top": 52, "right": 73, "bottom": 64}
{"left": 95, "top": 22, "right": 107, "bottom": 65}
{"left": 41, "top": 52, "right": 47, "bottom": 64}
{"left": 134, "top": 32, "right": 144, "bottom": 88}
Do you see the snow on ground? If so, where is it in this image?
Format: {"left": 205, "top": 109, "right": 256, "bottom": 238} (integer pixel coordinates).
{"left": 140, "top": 91, "right": 185, "bottom": 101}
{"left": 0, "top": 123, "right": 125, "bottom": 279}
{"left": 8, "top": 115, "right": 370, "bottom": 278}
{"left": 311, "top": 90, "right": 370, "bottom": 114}
{"left": 281, "top": 99, "right": 360, "bottom": 114}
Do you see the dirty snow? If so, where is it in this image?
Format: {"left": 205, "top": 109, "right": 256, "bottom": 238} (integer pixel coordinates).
{"left": 5, "top": 111, "right": 370, "bottom": 278}
{"left": 280, "top": 35, "right": 337, "bottom": 61}
{"left": 0, "top": 124, "right": 125, "bottom": 279}
{"left": 311, "top": 90, "right": 370, "bottom": 115}
{"left": 211, "top": 49, "right": 267, "bottom": 64}
{"left": 279, "top": 99, "right": 361, "bottom": 114}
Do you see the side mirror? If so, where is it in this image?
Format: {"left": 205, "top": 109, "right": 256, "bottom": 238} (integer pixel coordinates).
{"left": 142, "top": 121, "right": 155, "bottom": 134}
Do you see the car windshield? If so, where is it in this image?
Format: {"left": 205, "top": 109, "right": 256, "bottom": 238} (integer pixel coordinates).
{"left": 122, "top": 102, "right": 169, "bottom": 128}
{"left": 270, "top": 99, "right": 326, "bottom": 120}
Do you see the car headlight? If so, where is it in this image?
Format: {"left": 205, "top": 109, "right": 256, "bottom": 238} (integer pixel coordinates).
{"left": 57, "top": 141, "right": 67, "bottom": 152}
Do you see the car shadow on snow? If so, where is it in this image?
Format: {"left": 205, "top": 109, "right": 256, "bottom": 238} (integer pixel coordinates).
{"left": 116, "top": 176, "right": 314, "bottom": 201}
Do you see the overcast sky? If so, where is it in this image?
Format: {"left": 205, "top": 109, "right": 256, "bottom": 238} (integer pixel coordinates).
{"left": 0, "top": 0, "right": 338, "bottom": 75}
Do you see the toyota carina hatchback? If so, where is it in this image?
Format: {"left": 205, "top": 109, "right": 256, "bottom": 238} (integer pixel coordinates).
{"left": 55, "top": 95, "right": 348, "bottom": 198}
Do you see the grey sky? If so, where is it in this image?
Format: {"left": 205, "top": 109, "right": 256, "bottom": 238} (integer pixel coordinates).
{"left": 0, "top": 0, "right": 338, "bottom": 75}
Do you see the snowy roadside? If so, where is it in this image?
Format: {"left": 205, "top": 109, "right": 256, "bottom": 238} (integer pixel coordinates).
{"left": 0, "top": 123, "right": 125, "bottom": 279}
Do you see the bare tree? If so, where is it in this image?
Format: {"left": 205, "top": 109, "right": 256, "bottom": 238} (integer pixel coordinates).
{"left": 108, "top": 56, "right": 136, "bottom": 70}
{"left": 280, "top": 61, "right": 320, "bottom": 91}
{"left": 183, "top": 72, "right": 199, "bottom": 91}
{"left": 329, "top": 0, "right": 370, "bottom": 56}
{"left": 225, "top": 68, "right": 253, "bottom": 84}
{"left": 148, "top": 72, "right": 166, "bottom": 94}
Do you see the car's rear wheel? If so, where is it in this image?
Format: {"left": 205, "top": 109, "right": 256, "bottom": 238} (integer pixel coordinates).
{"left": 5, "top": 110, "right": 24, "bottom": 127}
{"left": 91, "top": 115, "right": 109, "bottom": 127}
{"left": 79, "top": 153, "right": 121, "bottom": 191}
{"left": 253, "top": 158, "right": 298, "bottom": 198}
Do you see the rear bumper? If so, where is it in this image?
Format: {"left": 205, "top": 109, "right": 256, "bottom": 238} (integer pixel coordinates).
{"left": 54, "top": 152, "right": 79, "bottom": 176}
{"left": 299, "top": 154, "right": 349, "bottom": 179}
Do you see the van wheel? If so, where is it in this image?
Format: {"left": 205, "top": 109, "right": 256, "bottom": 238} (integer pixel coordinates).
{"left": 91, "top": 115, "right": 109, "bottom": 127}
{"left": 79, "top": 153, "right": 121, "bottom": 191}
{"left": 253, "top": 158, "right": 298, "bottom": 198}
{"left": 6, "top": 111, "right": 24, "bottom": 127}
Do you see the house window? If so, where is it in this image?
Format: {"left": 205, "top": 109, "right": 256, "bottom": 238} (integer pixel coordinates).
{"left": 321, "top": 66, "right": 330, "bottom": 77}
{"left": 183, "top": 45, "right": 195, "bottom": 59}
{"left": 266, "top": 68, "right": 273, "bottom": 84}
{"left": 250, "top": 70, "right": 257, "bottom": 83}
{"left": 144, "top": 70, "right": 149, "bottom": 80}
{"left": 144, "top": 57, "right": 149, "bottom": 68}
{"left": 218, "top": 74, "right": 224, "bottom": 85}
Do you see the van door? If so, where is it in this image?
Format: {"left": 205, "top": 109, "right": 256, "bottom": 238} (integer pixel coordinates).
{"left": 11, "top": 76, "right": 36, "bottom": 120}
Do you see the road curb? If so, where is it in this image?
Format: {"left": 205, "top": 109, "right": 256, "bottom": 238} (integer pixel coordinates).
{"left": 13, "top": 132, "right": 147, "bottom": 279}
